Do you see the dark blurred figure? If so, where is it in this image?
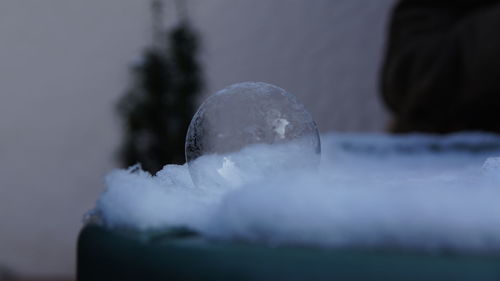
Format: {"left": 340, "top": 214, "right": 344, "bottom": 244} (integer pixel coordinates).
{"left": 381, "top": 0, "right": 500, "bottom": 133}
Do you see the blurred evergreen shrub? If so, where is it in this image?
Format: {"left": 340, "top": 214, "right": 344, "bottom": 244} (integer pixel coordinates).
{"left": 118, "top": 1, "right": 203, "bottom": 173}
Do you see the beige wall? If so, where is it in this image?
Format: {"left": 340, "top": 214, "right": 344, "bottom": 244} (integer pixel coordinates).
{"left": 193, "top": 0, "right": 393, "bottom": 132}
{"left": 0, "top": 0, "right": 394, "bottom": 277}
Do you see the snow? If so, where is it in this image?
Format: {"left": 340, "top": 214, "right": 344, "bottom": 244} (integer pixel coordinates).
{"left": 90, "top": 132, "right": 500, "bottom": 253}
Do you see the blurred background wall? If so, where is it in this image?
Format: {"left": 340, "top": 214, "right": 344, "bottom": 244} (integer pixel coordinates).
{"left": 0, "top": 0, "right": 394, "bottom": 278}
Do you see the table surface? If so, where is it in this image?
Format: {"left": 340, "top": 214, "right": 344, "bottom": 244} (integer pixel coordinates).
{"left": 78, "top": 224, "right": 500, "bottom": 281}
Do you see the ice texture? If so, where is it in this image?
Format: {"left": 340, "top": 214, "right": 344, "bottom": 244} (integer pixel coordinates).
{"left": 92, "top": 133, "right": 500, "bottom": 253}
{"left": 185, "top": 82, "right": 321, "bottom": 188}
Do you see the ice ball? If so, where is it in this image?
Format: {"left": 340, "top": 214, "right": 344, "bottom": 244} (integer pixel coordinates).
{"left": 185, "top": 82, "right": 321, "bottom": 189}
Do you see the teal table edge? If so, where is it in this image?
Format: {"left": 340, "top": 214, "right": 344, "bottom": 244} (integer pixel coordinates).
{"left": 77, "top": 224, "right": 500, "bottom": 281}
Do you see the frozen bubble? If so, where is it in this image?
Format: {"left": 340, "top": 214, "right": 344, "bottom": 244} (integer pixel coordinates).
{"left": 185, "top": 82, "right": 321, "bottom": 188}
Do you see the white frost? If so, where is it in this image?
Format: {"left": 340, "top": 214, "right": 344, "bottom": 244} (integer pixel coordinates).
{"left": 91, "top": 133, "right": 500, "bottom": 253}
{"left": 216, "top": 157, "right": 242, "bottom": 186}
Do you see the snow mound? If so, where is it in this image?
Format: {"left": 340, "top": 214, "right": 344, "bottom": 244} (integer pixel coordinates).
{"left": 90, "top": 133, "right": 500, "bottom": 253}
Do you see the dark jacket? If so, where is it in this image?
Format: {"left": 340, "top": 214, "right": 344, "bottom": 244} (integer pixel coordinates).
{"left": 381, "top": 0, "right": 500, "bottom": 133}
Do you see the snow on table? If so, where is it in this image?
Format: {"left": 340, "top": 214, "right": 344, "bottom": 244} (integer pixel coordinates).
{"left": 90, "top": 133, "right": 500, "bottom": 253}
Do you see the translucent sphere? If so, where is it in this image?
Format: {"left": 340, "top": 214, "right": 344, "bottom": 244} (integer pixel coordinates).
{"left": 185, "top": 82, "right": 321, "bottom": 188}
